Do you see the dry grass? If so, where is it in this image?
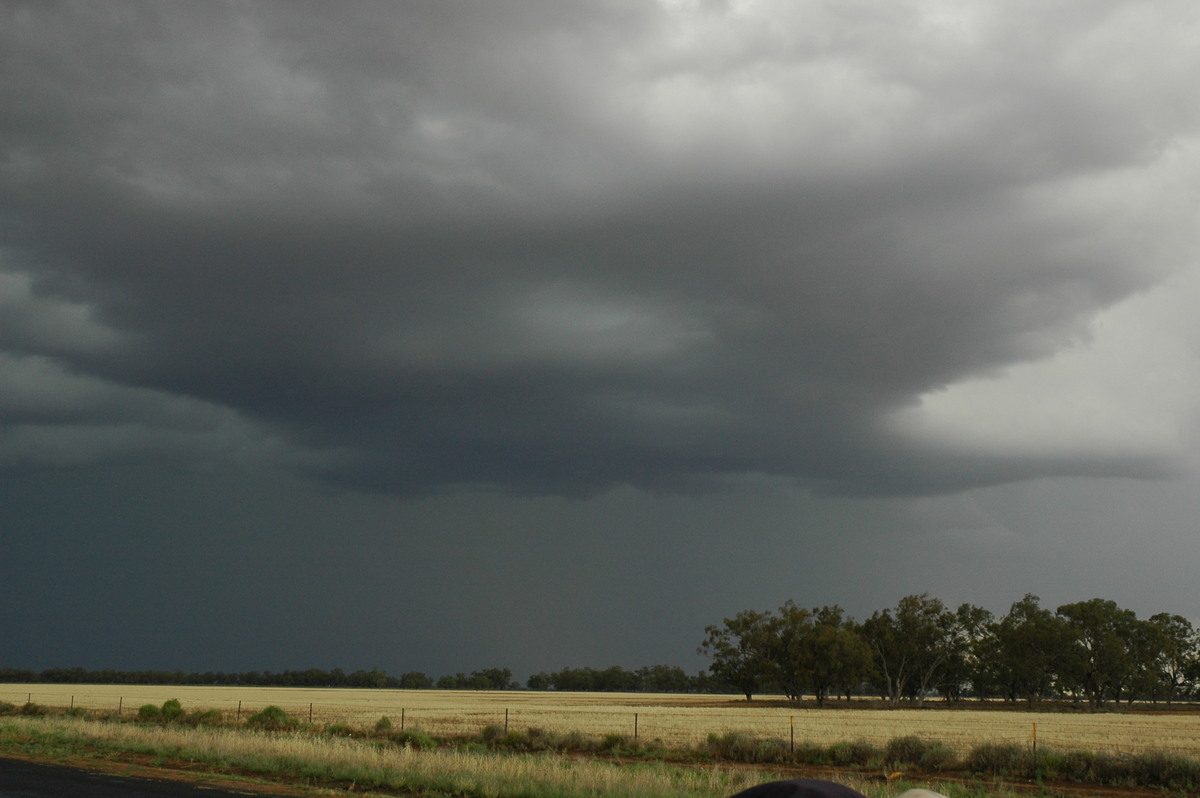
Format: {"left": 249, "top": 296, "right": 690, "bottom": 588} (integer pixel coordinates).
{"left": 6, "top": 683, "right": 1200, "bottom": 758}
{"left": 0, "top": 714, "right": 810, "bottom": 798}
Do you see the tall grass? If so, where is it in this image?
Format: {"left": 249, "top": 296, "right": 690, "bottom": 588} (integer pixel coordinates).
{"left": 0, "top": 715, "right": 784, "bottom": 798}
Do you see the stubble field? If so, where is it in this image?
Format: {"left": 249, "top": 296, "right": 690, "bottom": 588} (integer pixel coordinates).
{"left": 5, "top": 684, "right": 1200, "bottom": 758}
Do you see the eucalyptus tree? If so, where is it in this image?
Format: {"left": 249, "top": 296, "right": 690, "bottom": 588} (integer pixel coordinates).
{"left": 988, "top": 594, "right": 1070, "bottom": 705}
{"left": 1056, "top": 598, "right": 1138, "bottom": 707}
{"left": 808, "top": 605, "right": 873, "bottom": 706}
{"left": 859, "top": 593, "right": 957, "bottom": 705}
{"left": 1133, "top": 613, "right": 1198, "bottom": 703}
{"left": 938, "top": 602, "right": 994, "bottom": 701}
{"left": 698, "top": 608, "right": 776, "bottom": 699}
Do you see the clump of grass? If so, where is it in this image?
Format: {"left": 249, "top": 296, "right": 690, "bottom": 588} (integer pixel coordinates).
{"left": 245, "top": 705, "right": 298, "bottom": 731}
{"left": 137, "top": 703, "right": 162, "bottom": 721}
{"left": 967, "top": 742, "right": 1035, "bottom": 777}
{"left": 390, "top": 729, "right": 436, "bottom": 750}
{"left": 828, "top": 739, "right": 882, "bottom": 767}
{"left": 703, "top": 731, "right": 789, "bottom": 763}
{"left": 188, "top": 708, "right": 223, "bottom": 726}
{"left": 374, "top": 715, "right": 393, "bottom": 734}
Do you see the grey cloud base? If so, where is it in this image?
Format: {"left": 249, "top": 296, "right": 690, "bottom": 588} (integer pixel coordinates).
{"left": 4, "top": 1, "right": 1197, "bottom": 498}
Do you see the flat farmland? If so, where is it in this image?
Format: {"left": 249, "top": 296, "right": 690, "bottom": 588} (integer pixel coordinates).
{"left": 6, "top": 684, "right": 1200, "bottom": 758}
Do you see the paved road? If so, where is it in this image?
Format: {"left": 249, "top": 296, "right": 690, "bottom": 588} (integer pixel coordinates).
{"left": 0, "top": 757, "right": 288, "bottom": 797}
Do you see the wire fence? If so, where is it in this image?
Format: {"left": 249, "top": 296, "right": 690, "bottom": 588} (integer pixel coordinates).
{"left": 7, "top": 688, "right": 1200, "bottom": 759}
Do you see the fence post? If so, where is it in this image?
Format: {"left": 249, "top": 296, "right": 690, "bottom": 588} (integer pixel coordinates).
{"left": 790, "top": 716, "right": 795, "bottom": 753}
{"left": 401, "top": 708, "right": 405, "bottom": 731}
{"left": 237, "top": 700, "right": 242, "bottom": 721}
{"left": 118, "top": 697, "right": 123, "bottom": 716}
{"left": 309, "top": 703, "right": 313, "bottom": 723}
{"left": 1031, "top": 722, "right": 1037, "bottom": 755}
{"left": 504, "top": 708, "right": 509, "bottom": 734}
{"left": 634, "top": 712, "right": 639, "bottom": 741}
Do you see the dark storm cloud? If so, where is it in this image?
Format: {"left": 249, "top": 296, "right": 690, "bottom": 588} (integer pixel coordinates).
{"left": 3, "top": 1, "right": 1199, "bottom": 497}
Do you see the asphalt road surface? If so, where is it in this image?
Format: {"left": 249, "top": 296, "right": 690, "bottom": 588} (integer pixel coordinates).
{"left": 0, "top": 758, "right": 290, "bottom": 797}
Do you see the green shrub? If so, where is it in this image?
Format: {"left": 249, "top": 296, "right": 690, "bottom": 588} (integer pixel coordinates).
{"left": 186, "top": 709, "right": 223, "bottom": 726}
{"left": 1055, "top": 749, "right": 1097, "bottom": 782}
{"left": 66, "top": 706, "right": 88, "bottom": 718}
{"left": 792, "top": 740, "right": 827, "bottom": 765}
{"left": 391, "top": 729, "right": 436, "bottom": 750}
{"left": 327, "top": 723, "right": 355, "bottom": 737}
{"left": 1124, "top": 751, "right": 1200, "bottom": 791}
{"left": 885, "top": 735, "right": 933, "bottom": 768}
{"left": 245, "top": 705, "right": 296, "bottom": 730}
{"left": 137, "top": 703, "right": 162, "bottom": 721}
{"left": 967, "top": 742, "right": 1034, "bottom": 777}
{"left": 374, "top": 715, "right": 393, "bottom": 734}
{"left": 917, "top": 740, "right": 957, "bottom": 772}
{"left": 559, "top": 730, "right": 592, "bottom": 751}
{"left": 600, "top": 733, "right": 632, "bottom": 752}
{"left": 0, "top": 701, "right": 17, "bottom": 716}
{"left": 704, "top": 731, "right": 789, "bottom": 763}
{"left": 827, "top": 739, "right": 881, "bottom": 767}
{"left": 160, "top": 699, "right": 185, "bottom": 722}
{"left": 19, "top": 702, "right": 48, "bottom": 716}
{"left": 481, "top": 723, "right": 505, "bottom": 743}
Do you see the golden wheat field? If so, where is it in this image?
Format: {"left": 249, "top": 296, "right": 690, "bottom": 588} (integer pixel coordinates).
{"left": 6, "top": 684, "right": 1200, "bottom": 758}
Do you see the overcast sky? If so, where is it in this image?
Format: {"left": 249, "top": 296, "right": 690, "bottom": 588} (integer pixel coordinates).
{"left": 3, "top": 0, "right": 1200, "bottom": 681}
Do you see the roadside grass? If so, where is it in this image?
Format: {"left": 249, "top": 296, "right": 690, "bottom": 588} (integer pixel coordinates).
{"left": 7, "top": 702, "right": 1199, "bottom": 796}
{"left": 0, "top": 714, "right": 788, "bottom": 798}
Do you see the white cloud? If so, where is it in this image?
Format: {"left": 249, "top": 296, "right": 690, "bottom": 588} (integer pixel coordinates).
{"left": 887, "top": 260, "right": 1200, "bottom": 466}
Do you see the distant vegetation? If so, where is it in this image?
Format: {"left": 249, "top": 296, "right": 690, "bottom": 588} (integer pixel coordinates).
{"left": 700, "top": 593, "right": 1200, "bottom": 707}
{"left": 6, "top": 593, "right": 1199, "bottom": 707}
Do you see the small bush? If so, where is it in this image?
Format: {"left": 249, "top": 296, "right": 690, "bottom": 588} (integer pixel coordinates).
{"left": 792, "top": 741, "right": 827, "bottom": 765}
{"left": 967, "top": 742, "right": 1034, "bottom": 777}
{"left": 705, "top": 731, "right": 789, "bottom": 763}
{"left": 524, "top": 726, "right": 555, "bottom": 750}
{"left": 828, "top": 739, "right": 881, "bottom": 767}
{"left": 600, "top": 733, "right": 632, "bottom": 752}
{"left": 481, "top": 723, "right": 505, "bottom": 743}
{"left": 327, "top": 723, "right": 355, "bottom": 737}
{"left": 66, "top": 706, "right": 88, "bottom": 718}
{"left": 1055, "top": 749, "right": 1097, "bottom": 782}
{"left": 246, "top": 705, "right": 296, "bottom": 730}
{"left": 160, "top": 699, "right": 185, "bottom": 722}
{"left": 19, "top": 702, "right": 48, "bottom": 717}
{"left": 0, "top": 701, "right": 17, "bottom": 716}
{"left": 374, "top": 715, "right": 393, "bottom": 734}
{"left": 917, "top": 740, "right": 957, "bottom": 772}
{"left": 559, "top": 730, "right": 592, "bottom": 751}
{"left": 1125, "top": 751, "right": 1200, "bottom": 791}
{"left": 885, "top": 735, "right": 933, "bottom": 768}
{"left": 137, "top": 704, "right": 162, "bottom": 721}
{"left": 186, "top": 709, "right": 223, "bottom": 726}
{"left": 391, "top": 729, "right": 436, "bottom": 750}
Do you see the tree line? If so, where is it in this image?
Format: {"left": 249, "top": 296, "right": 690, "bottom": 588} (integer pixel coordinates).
{"left": 699, "top": 593, "right": 1199, "bottom": 707}
{"left": 0, "top": 666, "right": 498, "bottom": 690}
{"left": 0, "top": 664, "right": 708, "bottom": 693}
